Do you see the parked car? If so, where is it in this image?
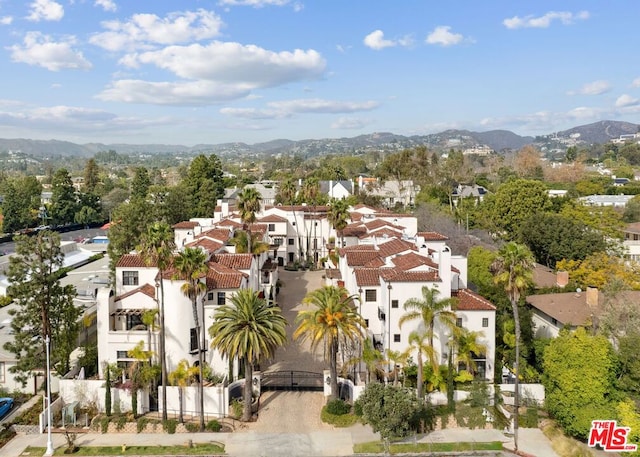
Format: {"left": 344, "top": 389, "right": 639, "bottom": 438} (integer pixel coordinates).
{"left": 0, "top": 397, "right": 14, "bottom": 419}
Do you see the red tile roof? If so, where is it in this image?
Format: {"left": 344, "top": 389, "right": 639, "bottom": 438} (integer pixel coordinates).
{"left": 377, "top": 238, "right": 416, "bottom": 258}
{"left": 258, "top": 214, "right": 289, "bottom": 223}
{"left": 345, "top": 251, "right": 381, "bottom": 266}
{"left": 325, "top": 268, "right": 342, "bottom": 279}
{"left": 417, "top": 231, "right": 449, "bottom": 241}
{"left": 115, "top": 283, "right": 156, "bottom": 302}
{"left": 359, "top": 227, "right": 403, "bottom": 240}
{"left": 392, "top": 252, "right": 438, "bottom": 271}
{"left": 364, "top": 219, "right": 405, "bottom": 231}
{"left": 198, "top": 228, "right": 232, "bottom": 242}
{"left": 355, "top": 268, "right": 381, "bottom": 287}
{"left": 379, "top": 269, "right": 440, "bottom": 283}
{"left": 206, "top": 262, "right": 246, "bottom": 289}
{"left": 211, "top": 253, "right": 252, "bottom": 270}
{"left": 453, "top": 289, "right": 496, "bottom": 311}
{"left": 186, "top": 238, "right": 224, "bottom": 252}
{"left": 117, "top": 254, "right": 151, "bottom": 268}
{"left": 342, "top": 224, "right": 367, "bottom": 237}
{"left": 172, "top": 221, "right": 200, "bottom": 229}
{"left": 217, "top": 218, "right": 242, "bottom": 228}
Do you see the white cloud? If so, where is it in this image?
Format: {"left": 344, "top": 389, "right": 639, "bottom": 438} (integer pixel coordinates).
{"left": 90, "top": 9, "right": 224, "bottom": 52}
{"left": 218, "top": 0, "right": 291, "bottom": 7}
{"left": 121, "top": 42, "right": 326, "bottom": 88}
{"left": 0, "top": 16, "right": 13, "bottom": 25}
{"left": 364, "top": 30, "right": 395, "bottom": 50}
{"left": 425, "top": 26, "right": 465, "bottom": 47}
{"left": 26, "top": 0, "right": 64, "bottom": 22}
{"left": 631, "top": 78, "right": 640, "bottom": 88}
{"left": 363, "top": 30, "right": 412, "bottom": 50}
{"left": 8, "top": 32, "right": 92, "bottom": 71}
{"left": 94, "top": 0, "right": 117, "bottom": 12}
{"left": 331, "top": 117, "right": 371, "bottom": 130}
{"left": 616, "top": 94, "right": 640, "bottom": 108}
{"left": 96, "top": 80, "right": 252, "bottom": 105}
{"left": 567, "top": 80, "right": 611, "bottom": 96}
{"left": 503, "top": 10, "right": 589, "bottom": 29}
{"left": 220, "top": 98, "right": 379, "bottom": 120}
{"left": 268, "top": 98, "right": 378, "bottom": 113}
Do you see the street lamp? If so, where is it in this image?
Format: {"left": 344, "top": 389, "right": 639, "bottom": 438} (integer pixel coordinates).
{"left": 44, "top": 334, "right": 54, "bottom": 456}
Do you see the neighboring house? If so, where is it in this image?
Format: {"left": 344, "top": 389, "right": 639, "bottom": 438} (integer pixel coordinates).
{"left": 451, "top": 184, "right": 488, "bottom": 206}
{"left": 526, "top": 286, "right": 602, "bottom": 339}
{"left": 612, "top": 176, "right": 631, "bottom": 187}
{"left": 223, "top": 183, "right": 278, "bottom": 207}
{"left": 578, "top": 195, "right": 635, "bottom": 207}
{"left": 623, "top": 222, "right": 640, "bottom": 262}
{"left": 319, "top": 180, "right": 355, "bottom": 200}
{"left": 359, "top": 178, "right": 419, "bottom": 209}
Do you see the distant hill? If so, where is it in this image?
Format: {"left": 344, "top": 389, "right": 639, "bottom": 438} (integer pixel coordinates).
{"left": 0, "top": 120, "right": 637, "bottom": 158}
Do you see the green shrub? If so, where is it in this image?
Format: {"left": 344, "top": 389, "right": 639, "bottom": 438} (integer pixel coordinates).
{"left": 326, "top": 399, "right": 350, "bottom": 416}
{"left": 353, "top": 400, "right": 363, "bottom": 417}
{"left": 136, "top": 417, "right": 149, "bottom": 433}
{"left": 0, "top": 295, "right": 13, "bottom": 307}
{"left": 206, "top": 420, "right": 222, "bottom": 432}
{"left": 185, "top": 422, "right": 199, "bottom": 432}
{"left": 321, "top": 407, "right": 359, "bottom": 427}
{"left": 100, "top": 416, "right": 110, "bottom": 434}
{"left": 230, "top": 399, "right": 242, "bottom": 419}
{"left": 163, "top": 419, "right": 177, "bottom": 434}
{"left": 115, "top": 414, "right": 127, "bottom": 430}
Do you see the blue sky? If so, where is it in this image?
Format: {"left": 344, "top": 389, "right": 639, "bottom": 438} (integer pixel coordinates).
{"left": 0, "top": 0, "right": 639, "bottom": 146}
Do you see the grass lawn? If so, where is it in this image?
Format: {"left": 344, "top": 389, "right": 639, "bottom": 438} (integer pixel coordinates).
{"left": 23, "top": 442, "right": 225, "bottom": 456}
{"left": 353, "top": 440, "right": 503, "bottom": 454}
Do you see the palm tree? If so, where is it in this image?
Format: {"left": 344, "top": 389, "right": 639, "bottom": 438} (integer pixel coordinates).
{"left": 453, "top": 329, "right": 488, "bottom": 377}
{"left": 276, "top": 178, "right": 298, "bottom": 205}
{"left": 361, "top": 339, "right": 385, "bottom": 384}
{"left": 237, "top": 187, "right": 262, "bottom": 259}
{"left": 399, "top": 286, "right": 457, "bottom": 362}
{"left": 492, "top": 241, "right": 535, "bottom": 453}
{"left": 141, "top": 309, "right": 158, "bottom": 364}
{"left": 127, "top": 341, "right": 154, "bottom": 418}
{"left": 327, "top": 198, "right": 350, "bottom": 248}
{"left": 230, "top": 230, "right": 270, "bottom": 255}
{"left": 294, "top": 286, "right": 364, "bottom": 400}
{"left": 210, "top": 288, "right": 287, "bottom": 422}
{"left": 405, "top": 330, "right": 437, "bottom": 401}
{"left": 172, "top": 247, "right": 208, "bottom": 431}
{"left": 168, "top": 359, "right": 197, "bottom": 424}
{"left": 137, "top": 221, "right": 175, "bottom": 421}
{"left": 385, "top": 349, "right": 409, "bottom": 386}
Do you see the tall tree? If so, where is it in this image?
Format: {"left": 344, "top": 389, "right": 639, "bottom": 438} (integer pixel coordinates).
{"left": 131, "top": 167, "right": 151, "bottom": 200}
{"left": 294, "top": 286, "right": 364, "bottom": 400}
{"left": 275, "top": 178, "right": 298, "bottom": 205}
{"left": 107, "top": 198, "right": 155, "bottom": 269}
{"left": 327, "top": 198, "right": 350, "bottom": 248}
{"left": 405, "top": 330, "right": 436, "bottom": 401}
{"left": 83, "top": 158, "right": 100, "bottom": 193}
{"left": 50, "top": 168, "right": 78, "bottom": 226}
{"left": 210, "top": 289, "right": 287, "bottom": 421}
{"left": 452, "top": 328, "right": 488, "bottom": 377}
{"left": 1, "top": 176, "right": 42, "bottom": 232}
{"left": 168, "top": 359, "right": 197, "bottom": 423}
{"left": 398, "top": 286, "right": 457, "bottom": 351}
{"left": 184, "top": 154, "right": 225, "bottom": 217}
{"left": 138, "top": 221, "right": 176, "bottom": 421}
{"left": 237, "top": 187, "right": 262, "bottom": 277}
{"left": 172, "top": 247, "right": 208, "bottom": 431}
{"left": 4, "top": 232, "right": 80, "bottom": 385}
{"left": 492, "top": 241, "right": 535, "bottom": 452}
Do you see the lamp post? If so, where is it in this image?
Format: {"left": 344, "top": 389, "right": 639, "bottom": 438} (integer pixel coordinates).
{"left": 44, "top": 334, "right": 54, "bottom": 456}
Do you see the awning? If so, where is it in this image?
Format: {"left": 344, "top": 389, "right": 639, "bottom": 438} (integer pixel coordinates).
{"left": 110, "top": 309, "right": 144, "bottom": 317}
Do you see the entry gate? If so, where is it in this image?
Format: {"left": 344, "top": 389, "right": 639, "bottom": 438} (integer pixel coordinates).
{"left": 261, "top": 370, "right": 324, "bottom": 391}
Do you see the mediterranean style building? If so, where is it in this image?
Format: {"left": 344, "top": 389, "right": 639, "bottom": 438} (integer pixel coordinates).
{"left": 95, "top": 199, "right": 496, "bottom": 390}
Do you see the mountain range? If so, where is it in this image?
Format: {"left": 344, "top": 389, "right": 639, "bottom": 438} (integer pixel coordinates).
{"left": 0, "top": 120, "right": 637, "bottom": 159}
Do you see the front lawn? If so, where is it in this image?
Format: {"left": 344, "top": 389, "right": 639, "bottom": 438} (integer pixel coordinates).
{"left": 353, "top": 440, "right": 504, "bottom": 454}
{"left": 23, "top": 442, "right": 225, "bottom": 456}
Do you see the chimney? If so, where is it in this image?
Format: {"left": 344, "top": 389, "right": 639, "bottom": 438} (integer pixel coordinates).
{"left": 586, "top": 286, "right": 599, "bottom": 308}
{"left": 556, "top": 270, "right": 569, "bottom": 288}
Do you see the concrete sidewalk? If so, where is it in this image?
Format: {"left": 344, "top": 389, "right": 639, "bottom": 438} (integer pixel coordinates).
{"left": 3, "top": 426, "right": 559, "bottom": 457}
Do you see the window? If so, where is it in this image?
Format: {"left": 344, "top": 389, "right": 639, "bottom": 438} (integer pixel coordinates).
{"left": 116, "top": 350, "right": 129, "bottom": 359}
{"left": 482, "top": 317, "right": 489, "bottom": 328}
{"left": 274, "top": 238, "right": 283, "bottom": 246}
{"left": 292, "top": 221, "right": 296, "bottom": 226}
{"left": 268, "top": 223, "right": 275, "bottom": 231}
{"left": 217, "top": 292, "right": 226, "bottom": 305}
{"left": 364, "top": 319, "right": 369, "bottom": 328}
{"left": 0, "top": 361, "right": 5, "bottom": 383}
{"left": 313, "top": 238, "right": 318, "bottom": 249}
{"left": 207, "top": 292, "right": 214, "bottom": 301}
{"left": 122, "top": 271, "right": 139, "bottom": 286}
{"left": 288, "top": 238, "right": 294, "bottom": 245}
{"left": 391, "top": 299, "right": 399, "bottom": 309}
{"left": 394, "top": 334, "right": 401, "bottom": 343}
{"left": 456, "top": 317, "right": 463, "bottom": 328}
{"left": 126, "top": 313, "right": 144, "bottom": 330}
{"left": 365, "top": 289, "right": 377, "bottom": 302}
{"left": 190, "top": 328, "right": 198, "bottom": 353}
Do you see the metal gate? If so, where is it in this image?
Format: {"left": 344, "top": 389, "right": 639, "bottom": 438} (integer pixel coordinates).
{"left": 261, "top": 371, "right": 324, "bottom": 391}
